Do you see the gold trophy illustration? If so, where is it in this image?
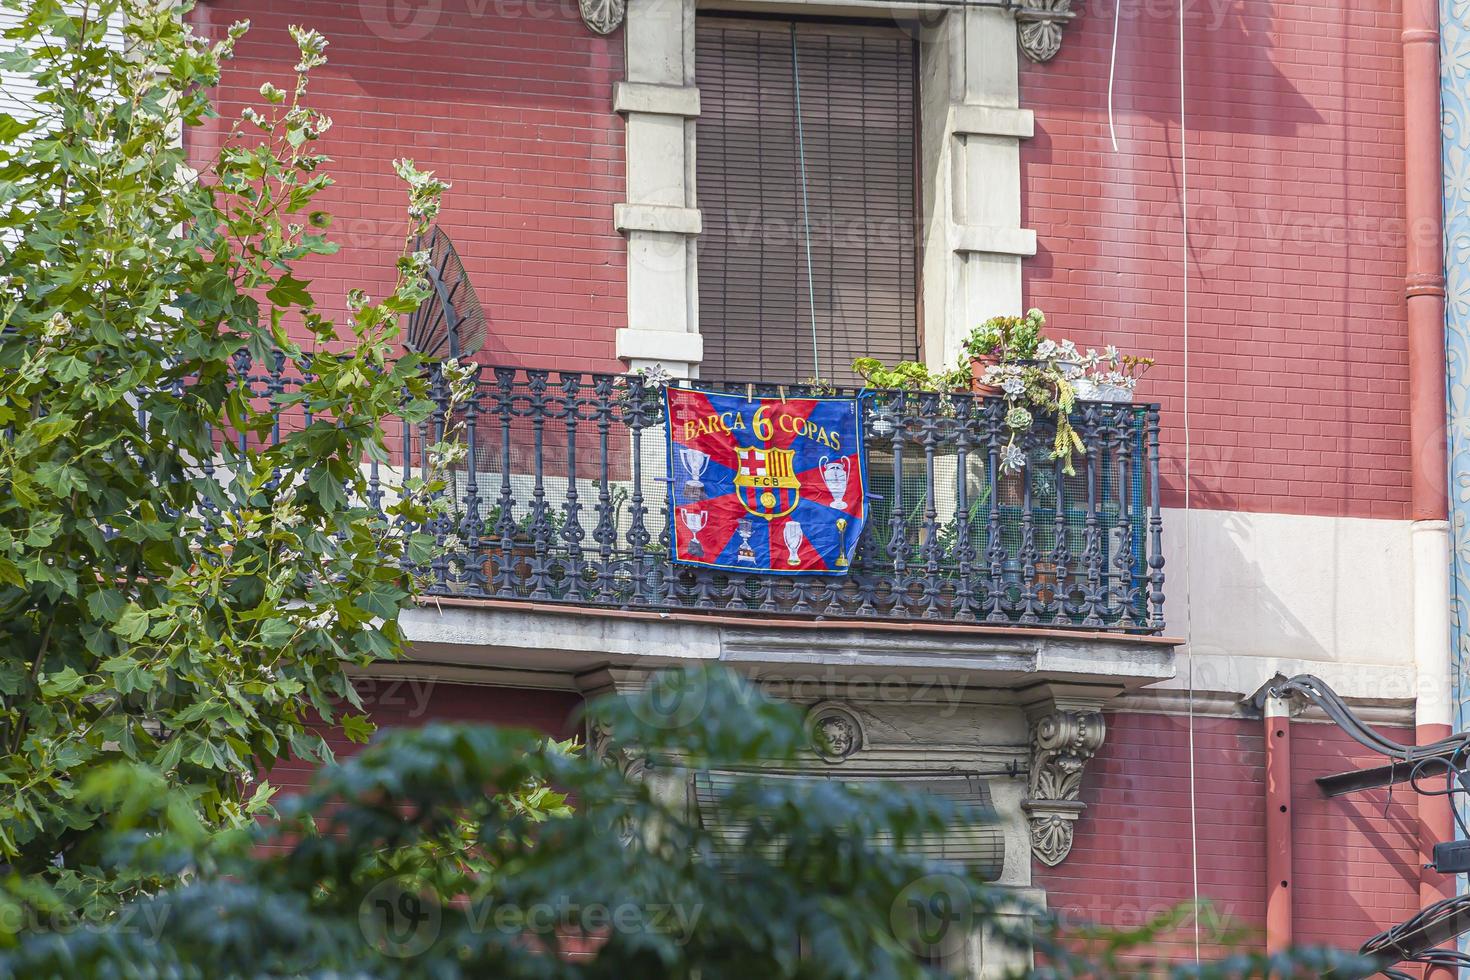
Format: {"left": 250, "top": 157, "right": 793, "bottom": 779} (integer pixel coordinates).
{"left": 835, "top": 517, "right": 849, "bottom": 567}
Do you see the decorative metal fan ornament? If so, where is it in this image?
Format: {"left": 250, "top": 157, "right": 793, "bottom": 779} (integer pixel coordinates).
{"left": 404, "top": 226, "right": 487, "bottom": 361}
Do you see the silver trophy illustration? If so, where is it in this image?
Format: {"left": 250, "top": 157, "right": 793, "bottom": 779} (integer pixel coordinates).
{"left": 678, "top": 446, "right": 710, "bottom": 501}
{"left": 682, "top": 508, "right": 709, "bottom": 557}
{"left": 736, "top": 517, "right": 756, "bottom": 564}
{"left": 819, "top": 455, "right": 851, "bottom": 510}
{"left": 782, "top": 520, "right": 804, "bottom": 567}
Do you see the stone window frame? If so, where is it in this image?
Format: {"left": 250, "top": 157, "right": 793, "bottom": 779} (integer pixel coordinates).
{"left": 613, "top": 0, "right": 1042, "bottom": 380}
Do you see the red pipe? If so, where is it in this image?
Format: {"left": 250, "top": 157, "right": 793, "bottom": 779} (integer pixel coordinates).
{"left": 1263, "top": 697, "right": 1292, "bottom": 954}
{"left": 1403, "top": 0, "right": 1447, "bottom": 523}
{"left": 1401, "top": 2, "right": 1455, "bottom": 976}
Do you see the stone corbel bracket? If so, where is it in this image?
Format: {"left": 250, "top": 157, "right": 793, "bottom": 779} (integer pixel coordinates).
{"left": 1021, "top": 708, "right": 1106, "bottom": 866}
{"left": 1015, "top": 0, "right": 1077, "bottom": 63}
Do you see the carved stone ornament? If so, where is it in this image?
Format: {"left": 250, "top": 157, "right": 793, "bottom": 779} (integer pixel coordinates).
{"left": 1021, "top": 709, "right": 1105, "bottom": 866}
{"left": 589, "top": 719, "right": 646, "bottom": 783}
{"left": 589, "top": 719, "right": 645, "bottom": 843}
{"left": 805, "top": 702, "right": 865, "bottom": 764}
{"left": 578, "top": 0, "right": 625, "bottom": 36}
{"left": 1015, "top": 0, "right": 1077, "bottom": 63}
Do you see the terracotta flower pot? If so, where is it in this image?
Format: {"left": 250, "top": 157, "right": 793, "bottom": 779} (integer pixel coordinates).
{"left": 970, "top": 353, "right": 1002, "bottom": 396}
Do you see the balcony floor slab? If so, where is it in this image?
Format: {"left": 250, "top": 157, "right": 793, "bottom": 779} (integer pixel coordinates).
{"left": 398, "top": 599, "right": 1179, "bottom": 699}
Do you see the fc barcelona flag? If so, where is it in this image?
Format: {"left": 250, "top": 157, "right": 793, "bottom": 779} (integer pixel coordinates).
{"left": 664, "top": 387, "right": 867, "bottom": 575}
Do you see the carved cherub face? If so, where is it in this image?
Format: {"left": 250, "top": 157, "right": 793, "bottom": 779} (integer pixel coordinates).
{"left": 817, "top": 716, "right": 855, "bottom": 758}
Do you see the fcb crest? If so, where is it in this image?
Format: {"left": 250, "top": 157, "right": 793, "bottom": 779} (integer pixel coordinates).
{"left": 734, "top": 446, "right": 800, "bottom": 518}
{"left": 663, "top": 387, "right": 869, "bottom": 575}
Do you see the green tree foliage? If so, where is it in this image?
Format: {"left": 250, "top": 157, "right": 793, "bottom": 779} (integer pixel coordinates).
{"left": 0, "top": 0, "right": 457, "bottom": 922}
{"left": 0, "top": 668, "right": 1379, "bottom": 978}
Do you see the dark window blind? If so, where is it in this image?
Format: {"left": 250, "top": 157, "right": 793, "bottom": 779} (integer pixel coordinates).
{"left": 696, "top": 18, "right": 919, "bottom": 386}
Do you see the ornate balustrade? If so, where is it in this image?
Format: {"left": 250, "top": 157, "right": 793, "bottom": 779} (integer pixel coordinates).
{"left": 389, "top": 367, "right": 1165, "bottom": 632}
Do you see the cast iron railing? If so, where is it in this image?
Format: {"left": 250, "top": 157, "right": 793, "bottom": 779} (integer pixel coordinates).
{"left": 385, "top": 366, "right": 1165, "bottom": 633}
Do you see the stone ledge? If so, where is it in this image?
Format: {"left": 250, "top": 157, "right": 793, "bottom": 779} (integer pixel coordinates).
{"left": 952, "top": 223, "right": 1038, "bottom": 257}
{"left": 615, "top": 327, "right": 704, "bottom": 364}
{"left": 950, "top": 104, "right": 1035, "bottom": 139}
{"left": 614, "top": 202, "right": 702, "bottom": 235}
{"left": 614, "top": 82, "right": 701, "bottom": 117}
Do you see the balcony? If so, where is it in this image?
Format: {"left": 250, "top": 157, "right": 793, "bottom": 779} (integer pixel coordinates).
{"left": 380, "top": 366, "right": 1165, "bottom": 634}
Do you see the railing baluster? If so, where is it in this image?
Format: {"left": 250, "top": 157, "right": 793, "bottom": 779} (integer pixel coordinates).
{"left": 624, "top": 375, "right": 652, "bottom": 607}
{"left": 918, "top": 392, "right": 943, "bottom": 619}
{"left": 460, "top": 367, "right": 485, "bottom": 596}
{"left": 953, "top": 394, "right": 977, "bottom": 621}
{"left": 1018, "top": 426, "right": 1040, "bottom": 625}
{"left": 591, "top": 376, "right": 617, "bottom": 605}
{"left": 425, "top": 368, "right": 451, "bottom": 591}
{"left": 1081, "top": 411, "right": 1104, "bottom": 628}
{"left": 1047, "top": 450, "right": 1071, "bottom": 625}
{"left": 525, "top": 371, "right": 552, "bottom": 600}
{"left": 1111, "top": 405, "right": 1138, "bottom": 626}
{"left": 984, "top": 400, "right": 1007, "bottom": 624}
{"left": 491, "top": 367, "right": 518, "bottom": 597}
{"left": 885, "top": 391, "right": 911, "bottom": 619}
{"left": 560, "top": 374, "right": 588, "bottom": 603}
{"left": 1147, "top": 405, "right": 1166, "bottom": 630}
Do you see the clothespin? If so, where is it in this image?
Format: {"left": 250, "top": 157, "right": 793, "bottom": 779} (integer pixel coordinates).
{"left": 745, "top": 383, "right": 754, "bottom": 404}
{"left": 778, "top": 385, "right": 787, "bottom": 404}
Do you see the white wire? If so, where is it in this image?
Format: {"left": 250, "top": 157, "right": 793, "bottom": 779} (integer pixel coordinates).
{"left": 1178, "top": 0, "right": 1200, "bottom": 963}
{"left": 1107, "top": 0, "right": 1121, "bottom": 151}
{"left": 791, "top": 26, "right": 821, "bottom": 381}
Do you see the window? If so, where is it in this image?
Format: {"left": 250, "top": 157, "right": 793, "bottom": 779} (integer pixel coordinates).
{"left": 695, "top": 17, "right": 920, "bottom": 385}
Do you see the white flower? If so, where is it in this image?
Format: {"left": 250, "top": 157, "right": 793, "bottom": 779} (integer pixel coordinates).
{"left": 1104, "top": 345, "right": 1120, "bottom": 363}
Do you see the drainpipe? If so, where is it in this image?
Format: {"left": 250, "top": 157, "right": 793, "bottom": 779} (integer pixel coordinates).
{"left": 1263, "top": 695, "right": 1292, "bottom": 954}
{"left": 1402, "top": 0, "right": 1454, "bottom": 972}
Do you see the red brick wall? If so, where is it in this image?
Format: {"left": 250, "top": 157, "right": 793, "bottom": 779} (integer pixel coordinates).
{"left": 267, "top": 680, "right": 584, "bottom": 797}
{"left": 1021, "top": 2, "right": 1409, "bottom": 519}
{"left": 190, "top": 0, "right": 625, "bottom": 373}
{"left": 1035, "top": 712, "right": 1422, "bottom": 962}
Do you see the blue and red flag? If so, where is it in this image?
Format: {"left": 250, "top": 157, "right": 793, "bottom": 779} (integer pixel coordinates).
{"left": 664, "top": 387, "right": 867, "bottom": 575}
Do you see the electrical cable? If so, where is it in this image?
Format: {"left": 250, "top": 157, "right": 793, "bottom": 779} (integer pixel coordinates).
{"left": 1106, "top": 0, "right": 1120, "bottom": 151}
{"left": 790, "top": 25, "right": 820, "bottom": 381}
{"left": 1176, "top": 0, "right": 1200, "bottom": 963}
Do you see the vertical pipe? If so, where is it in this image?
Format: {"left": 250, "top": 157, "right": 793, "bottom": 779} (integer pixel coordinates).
{"left": 1263, "top": 695, "right": 1293, "bottom": 955}
{"left": 1403, "top": 2, "right": 1455, "bottom": 968}
{"left": 1403, "top": 0, "right": 1448, "bottom": 525}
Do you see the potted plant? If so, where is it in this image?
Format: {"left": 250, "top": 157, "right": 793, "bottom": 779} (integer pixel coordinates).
{"left": 963, "top": 308, "right": 1045, "bottom": 395}
{"left": 1072, "top": 346, "right": 1155, "bottom": 403}
{"left": 851, "top": 357, "right": 970, "bottom": 393}
{"left": 978, "top": 338, "right": 1086, "bottom": 477}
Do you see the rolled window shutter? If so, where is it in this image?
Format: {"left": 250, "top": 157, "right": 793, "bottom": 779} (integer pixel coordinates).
{"left": 696, "top": 18, "right": 919, "bottom": 386}
{"left": 692, "top": 770, "right": 1005, "bottom": 882}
